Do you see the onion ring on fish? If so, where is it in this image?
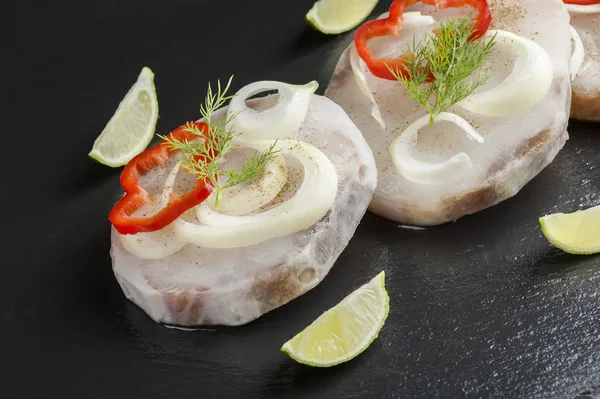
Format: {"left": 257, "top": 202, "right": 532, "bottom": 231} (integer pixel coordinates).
{"left": 389, "top": 112, "right": 484, "bottom": 184}
{"left": 569, "top": 25, "right": 585, "bottom": 80}
{"left": 350, "top": 12, "right": 436, "bottom": 129}
{"left": 457, "top": 30, "right": 553, "bottom": 117}
{"left": 177, "top": 140, "right": 338, "bottom": 248}
{"left": 204, "top": 144, "right": 288, "bottom": 216}
{"left": 119, "top": 162, "right": 188, "bottom": 260}
{"left": 226, "top": 81, "right": 318, "bottom": 141}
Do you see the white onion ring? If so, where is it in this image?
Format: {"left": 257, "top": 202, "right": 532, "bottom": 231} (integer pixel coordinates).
{"left": 120, "top": 224, "right": 187, "bottom": 260}
{"left": 118, "top": 144, "right": 287, "bottom": 258}
{"left": 350, "top": 12, "right": 436, "bottom": 129}
{"left": 350, "top": 46, "right": 387, "bottom": 129}
{"left": 204, "top": 143, "right": 287, "bottom": 216}
{"left": 119, "top": 162, "right": 188, "bottom": 260}
{"left": 375, "top": 11, "right": 435, "bottom": 24}
{"left": 569, "top": 25, "right": 585, "bottom": 80}
{"left": 565, "top": 4, "right": 600, "bottom": 14}
{"left": 457, "top": 30, "right": 553, "bottom": 116}
{"left": 226, "top": 81, "right": 318, "bottom": 141}
{"left": 174, "top": 140, "right": 338, "bottom": 249}
{"left": 157, "top": 161, "right": 181, "bottom": 208}
{"left": 389, "top": 112, "right": 484, "bottom": 184}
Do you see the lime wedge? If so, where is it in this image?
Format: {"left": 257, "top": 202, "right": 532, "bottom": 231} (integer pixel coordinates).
{"left": 306, "top": 0, "right": 379, "bottom": 35}
{"left": 281, "top": 271, "right": 389, "bottom": 367}
{"left": 539, "top": 204, "right": 600, "bottom": 255}
{"left": 89, "top": 67, "right": 158, "bottom": 167}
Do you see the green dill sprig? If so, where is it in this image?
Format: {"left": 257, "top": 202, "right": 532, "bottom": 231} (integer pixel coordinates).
{"left": 388, "top": 18, "right": 496, "bottom": 125}
{"left": 160, "top": 76, "right": 280, "bottom": 208}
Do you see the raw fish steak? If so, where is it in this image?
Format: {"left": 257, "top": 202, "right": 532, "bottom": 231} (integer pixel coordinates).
{"left": 570, "top": 8, "right": 600, "bottom": 121}
{"left": 326, "top": 0, "right": 571, "bottom": 225}
{"left": 110, "top": 94, "right": 377, "bottom": 326}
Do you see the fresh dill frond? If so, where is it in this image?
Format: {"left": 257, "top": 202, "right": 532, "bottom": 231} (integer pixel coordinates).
{"left": 388, "top": 18, "right": 496, "bottom": 125}
{"left": 159, "top": 76, "right": 280, "bottom": 208}
{"left": 223, "top": 140, "right": 280, "bottom": 188}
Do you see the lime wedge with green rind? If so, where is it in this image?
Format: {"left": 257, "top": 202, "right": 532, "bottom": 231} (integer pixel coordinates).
{"left": 281, "top": 271, "right": 389, "bottom": 367}
{"left": 306, "top": 0, "right": 379, "bottom": 35}
{"left": 539, "top": 204, "right": 600, "bottom": 255}
{"left": 89, "top": 66, "right": 158, "bottom": 167}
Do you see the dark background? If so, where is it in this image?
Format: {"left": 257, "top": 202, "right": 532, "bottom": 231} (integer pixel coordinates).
{"left": 3, "top": 0, "right": 600, "bottom": 398}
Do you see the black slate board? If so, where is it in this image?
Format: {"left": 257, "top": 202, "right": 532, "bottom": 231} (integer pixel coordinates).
{"left": 3, "top": 1, "right": 600, "bottom": 398}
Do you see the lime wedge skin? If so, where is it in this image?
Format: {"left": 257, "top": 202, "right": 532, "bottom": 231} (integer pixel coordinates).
{"left": 539, "top": 205, "right": 600, "bottom": 255}
{"left": 89, "top": 67, "right": 158, "bottom": 167}
{"left": 281, "top": 271, "right": 389, "bottom": 367}
{"left": 306, "top": 0, "right": 379, "bottom": 35}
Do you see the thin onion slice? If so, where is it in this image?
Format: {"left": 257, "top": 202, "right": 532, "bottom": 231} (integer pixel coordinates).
{"left": 389, "top": 112, "right": 484, "bottom": 184}
{"left": 569, "top": 25, "right": 585, "bottom": 80}
{"left": 350, "top": 12, "right": 436, "bottom": 129}
{"left": 457, "top": 30, "right": 553, "bottom": 116}
{"left": 157, "top": 161, "right": 181, "bottom": 208}
{"left": 120, "top": 224, "right": 188, "bottom": 260}
{"left": 174, "top": 140, "right": 338, "bottom": 249}
{"left": 350, "top": 46, "right": 387, "bottom": 129}
{"left": 565, "top": 4, "right": 600, "bottom": 13}
{"left": 375, "top": 11, "right": 436, "bottom": 25}
{"left": 226, "top": 81, "right": 318, "bottom": 141}
{"left": 203, "top": 141, "right": 288, "bottom": 216}
{"left": 119, "top": 162, "right": 188, "bottom": 259}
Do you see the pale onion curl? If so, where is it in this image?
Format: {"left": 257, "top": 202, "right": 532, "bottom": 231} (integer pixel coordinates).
{"left": 119, "top": 161, "right": 188, "bottom": 260}
{"left": 226, "top": 81, "right": 318, "bottom": 141}
{"left": 569, "top": 25, "right": 585, "bottom": 80}
{"left": 350, "top": 12, "right": 436, "bottom": 129}
{"left": 389, "top": 112, "right": 484, "bottom": 184}
{"left": 457, "top": 30, "right": 553, "bottom": 116}
{"left": 174, "top": 139, "right": 338, "bottom": 249}
{"left": 204, "top": 143, "right": 288, "bottom": 216}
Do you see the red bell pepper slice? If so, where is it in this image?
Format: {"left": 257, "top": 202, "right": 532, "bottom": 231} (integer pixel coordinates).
{"left": 354, "top": 0, "right": 492, "bottom": 81}
{"left": 564, "top": 0, "right": 600, "bottom": 4}
{"left": 109, "top": 122, "right": 213, "bottom": 235}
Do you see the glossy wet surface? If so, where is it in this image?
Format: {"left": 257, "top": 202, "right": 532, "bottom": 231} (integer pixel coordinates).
{"left": 3, "top": 0, "right": 600, "bottom": 397}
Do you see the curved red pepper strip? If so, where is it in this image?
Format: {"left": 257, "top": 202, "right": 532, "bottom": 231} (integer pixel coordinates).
{"left": 564, "top": 0, "right": 600, "bottom": 4}
{"left": 109, "top": 122, "right": 213, "bottom": 235}
{"left": 354, "top": 0, "right": 492, "bottom": 81}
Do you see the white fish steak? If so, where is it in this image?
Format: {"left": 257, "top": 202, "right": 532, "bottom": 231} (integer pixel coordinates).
{"left": 110, "top": 93, "right": 377, "bottom": 326}
{"left": 325, "top": 0, "right": 571, "bottom": 226}
{"left": 567, "top": 1, "right": 600, "bottom": 121}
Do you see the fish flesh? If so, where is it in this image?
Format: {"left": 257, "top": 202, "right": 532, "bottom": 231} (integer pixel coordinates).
{"left": 569, "top": 5, "right": 600, "bottom": 121}
{"left": 110, "top": 94, "right": 377, "bottom": 326}
{"left": 325, "top": 0, "right": 571, "bottom": 226}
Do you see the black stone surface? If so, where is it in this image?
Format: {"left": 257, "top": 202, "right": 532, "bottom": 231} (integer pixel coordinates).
{"left": 3, "top": 1, "right": 600, "bottom": 398}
